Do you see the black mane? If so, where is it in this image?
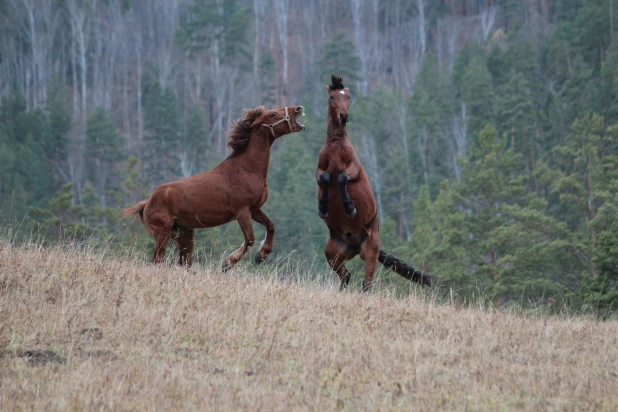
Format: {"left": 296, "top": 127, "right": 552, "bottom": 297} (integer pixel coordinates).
{"left": 329, "top": 75, "right": 344, "bottom": 90}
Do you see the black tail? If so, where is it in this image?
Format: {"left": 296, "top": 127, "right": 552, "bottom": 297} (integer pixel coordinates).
{"left": 378, "top": 250, "right": 432, "bottom": 287}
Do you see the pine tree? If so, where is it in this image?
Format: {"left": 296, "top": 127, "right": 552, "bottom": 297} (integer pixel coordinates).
{"left": 552, "top": 113, "right": 618, "bottom": 279}
{"left": 143, "top": 80, "right": 181, "bottom": 184}
{"left": 86, "top": 108, "right": 126, "bottom": 207}
{"left": 460, "top": 56, "right": 495, "bottom": 145}
{"left": 319, "top": 31, "right": 361, "bottom": 83}
{"left": 408, "top": 53, "right": 453, "bottom": 196}
{"left": 181, "top": 104, "right": 210, "bottom": 176}
{"left": 44, "top": 78, "right": 71, "bottom": 186}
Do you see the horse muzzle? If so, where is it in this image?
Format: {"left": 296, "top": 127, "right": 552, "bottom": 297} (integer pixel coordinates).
{"left": 340, "top": 113, "right": 349, "bottom": 126}
{"left": 294, "top": 105, "right": 306, "bottom": 131}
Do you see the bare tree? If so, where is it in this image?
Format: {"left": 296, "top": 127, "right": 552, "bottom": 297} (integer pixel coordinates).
{"left": 274, "top": 0, "right": 290, "bottom": 97}
{"left": 17, "top": 0, "right": 60, "bottom": 108}
{"left": 479, "top": 6, "right": 498, "bottom": 42}
{"left": 359, "top": 133, "right": 384, "bottom": 223}
{"left": 67, "top": 0, "right": 92, "bottom": 124}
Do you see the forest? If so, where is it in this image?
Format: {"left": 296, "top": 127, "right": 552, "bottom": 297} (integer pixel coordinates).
{"left": 0, "top": 0, "right": 617, "bottom": 313}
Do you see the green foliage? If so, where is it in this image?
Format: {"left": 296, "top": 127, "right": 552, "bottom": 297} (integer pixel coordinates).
{"left": 176, "top": 0, "right": 251, "bottom": 67}
{"left": 460, "top": 56, "right": 495, "bottom": 143}
{"left": 319, "top": 31, "right": 361, "bottom": 83}
{"left": 0, "top": 91, "right": 55, "bottom": 212}
{"left": 143, "top": 79, "right": 181, "bottom": 184}
{"left": 86, "top": 108, "right": 126, "bottom": 206}
{"left": 182, "top": 104, "right": 210, "bottom": 175}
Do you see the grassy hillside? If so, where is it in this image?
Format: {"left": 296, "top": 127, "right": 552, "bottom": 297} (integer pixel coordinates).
{"left": 1, "top": 240, "right": 617, "bottom": 410}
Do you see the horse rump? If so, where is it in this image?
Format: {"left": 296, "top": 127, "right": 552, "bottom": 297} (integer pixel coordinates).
{"left": 378, "top": 250, "right": 432, "bottom": 287}
{"left": 122, "top": 200, "right": 147, "bottom": 223}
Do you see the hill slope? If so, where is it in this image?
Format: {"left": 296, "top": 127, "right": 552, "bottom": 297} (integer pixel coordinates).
{"left": 1, "top": 242, "right": 617, "bottom": 410}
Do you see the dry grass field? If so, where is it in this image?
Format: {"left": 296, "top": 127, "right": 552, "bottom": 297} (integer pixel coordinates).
{"left": 1, "top": 240, "right": 617, "bottom": 411}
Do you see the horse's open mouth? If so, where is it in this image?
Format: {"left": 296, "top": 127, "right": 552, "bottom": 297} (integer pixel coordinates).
{"left": 295, "top": 106, "right": 306, "bottom": 131}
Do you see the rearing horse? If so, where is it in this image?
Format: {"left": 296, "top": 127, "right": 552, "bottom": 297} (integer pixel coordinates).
{"left": 316, "top": 75, "right": 432, "bottom": 292}
{"left": 124, "top": 105, "right": 306, "bottom": 271}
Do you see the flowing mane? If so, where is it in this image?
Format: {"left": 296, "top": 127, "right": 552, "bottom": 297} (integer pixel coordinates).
{"left": 226, "top": 106, "right": 265, "bottom": 153}
{"left": 329, "top": 75, "right": 344, "bottom": 90}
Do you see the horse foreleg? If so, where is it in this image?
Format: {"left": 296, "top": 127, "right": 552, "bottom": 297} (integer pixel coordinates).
{"left": 360, "top": 230, "right": 380, "bottom": 293}
{"left": 251, "top": 208, "right": 275, "bottom": 264}
{"left": 318, "top": 172, "right": 330, "bottom": 219}
{"left": 222, "top": 209, "right": 255, "bottom": 272}
{"left": 337, "top": 173, "right": 357, "bottom": 219}
{"left": 176, "top": 229, "right": 195, "bottom": 267}
{"left": 324, "top": 238, "right": 353, "bottom": 291}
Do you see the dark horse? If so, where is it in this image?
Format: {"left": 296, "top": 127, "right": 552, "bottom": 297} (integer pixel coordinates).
{"left": 124, "top": 105, "right": 306, "bottom": 270}
{"left": 316, "top": 75, "right": 432, "bottom": 292}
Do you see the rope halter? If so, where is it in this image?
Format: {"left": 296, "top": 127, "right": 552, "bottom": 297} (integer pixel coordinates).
{"left": 262, "top": 106, "right": 293, "bottom": 137}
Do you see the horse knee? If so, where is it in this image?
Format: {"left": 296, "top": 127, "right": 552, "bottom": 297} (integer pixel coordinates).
{"left": 267, "top": 221, "right": 275, "bottom": 233}
{"left": 319, "top": 172, "right": 331, "bottom": 186}
{"left": 338, "top": 173, "right": 348, "bottom": 185}
{"left": 246, "top": 235, "right": 256, "bottom": 247}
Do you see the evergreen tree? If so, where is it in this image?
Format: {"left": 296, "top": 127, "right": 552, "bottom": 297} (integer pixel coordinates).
{"left": 408, "top": 54, "right": 453, "bottom": 196}
{"left": 182, "top": 103, "right": 210, "bottom": 176}
{"left": 86, "top": 108, "right": 126, "bottom": 207}
{"left": 319, "top": 31, "right": 361, "bottom": 82}
{"left": 552, "top": 113, "right": 618, "bottom": 279}
{"left": 460, "top": 56, "right": 495, "bottom": 145}
{"left": 44, "top": 78, "right": 71, "bottom": 185}
{"left": 143, "top": 80, "right": 181, "bottom": 184}
{"left": 260, "top": 51, "right": 276, "bottom": 106}
{"left": 176, "top": 0, "right": 251, "bottom": 67}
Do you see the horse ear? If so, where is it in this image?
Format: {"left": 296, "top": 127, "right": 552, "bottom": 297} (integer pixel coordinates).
{"left": 344, "top": 87, "right": 350, "bottom": 94}
{"left": 325, "top": 85, "right": 331, "bottom": 93}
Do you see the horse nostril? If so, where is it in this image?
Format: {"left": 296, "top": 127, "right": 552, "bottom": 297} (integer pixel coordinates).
{"left": 295, "top": 106, "right": 303, "bottom": 113}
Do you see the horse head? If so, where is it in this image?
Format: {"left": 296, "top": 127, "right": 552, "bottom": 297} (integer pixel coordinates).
{"left": 325, "top": 75, "right": 350, "bottom": 126}
{"left": 252, "top": 105, "right": 306, "bottom": 138}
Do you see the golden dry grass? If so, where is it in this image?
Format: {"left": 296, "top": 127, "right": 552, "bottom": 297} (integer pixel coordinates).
{"left": 1, "top": 240, "right": 617, "bottom": 411}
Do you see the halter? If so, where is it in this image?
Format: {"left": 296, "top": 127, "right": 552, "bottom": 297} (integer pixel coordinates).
{"left": 262, "top": 106, "right": 293, "bottom": 137}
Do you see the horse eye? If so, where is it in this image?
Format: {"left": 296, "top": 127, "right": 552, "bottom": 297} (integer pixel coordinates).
{"left": 330, "top": 96, "right": 334, "bottom": 100}
{"left": 272, "top": 112, "right": 277, "bottom": 116}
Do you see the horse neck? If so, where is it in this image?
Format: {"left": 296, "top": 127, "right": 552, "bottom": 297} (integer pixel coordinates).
{"left": 242, "top": 129, "right": 273, "bottom": 179}
{"left": 326, "top": 112, "right": 347, "bottom": 141}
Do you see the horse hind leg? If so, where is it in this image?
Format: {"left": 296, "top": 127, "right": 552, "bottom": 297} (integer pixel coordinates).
{"left": 152, "top": 232, "right": 171, "bottom": 264}
{"left": 324, "top": 238, "right": 352, "bottom": 290}
{"left": 175, "top": 229, "right": 195, "bottom": 267}
{"left": 337, "top": 173, "right": 356, "bottom": 219}
{"left": 251, "top": 208, "right": 275, "bottom": 264}
{"left": 143, "top": 207, "right": 174, "bottom": 265}
{"left": 359, "top": 231, "right": 380, "bottom": 293}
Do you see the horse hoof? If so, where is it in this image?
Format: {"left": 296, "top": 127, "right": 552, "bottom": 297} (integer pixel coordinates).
{"left": 255, "top": 253, "right": 266, "bottom": 265}
{"left": 346, "top": 207, "right": 356, "bottom": 219}
{"left": 319, "top": 210, "right": 328, "bottom": 219}
{"left": 221, "top": 260, "right": 232, "bottom": 272}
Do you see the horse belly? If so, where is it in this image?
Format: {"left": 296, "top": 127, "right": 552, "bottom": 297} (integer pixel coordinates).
{"left": 175, "top": 210, "right": 235, "bottom": 229}
{"left": 173, "top": 194, "right": 234, "bottom": 229}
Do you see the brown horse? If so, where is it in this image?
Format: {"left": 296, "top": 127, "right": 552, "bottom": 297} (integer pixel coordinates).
{"left": 316, "top": 75, "right": 432, "bottom": 292}
{"left": 124, "top": 105, "right": 306, "bottom": 270}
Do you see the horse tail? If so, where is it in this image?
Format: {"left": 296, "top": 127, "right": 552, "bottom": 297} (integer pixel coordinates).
{"left": 378, "top": 249, "right": 432, "bottom": 287}
{"left": 123, "top": 200, "right": 147, "bottom": 224}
